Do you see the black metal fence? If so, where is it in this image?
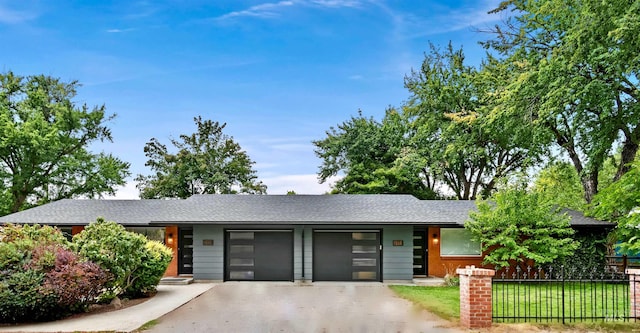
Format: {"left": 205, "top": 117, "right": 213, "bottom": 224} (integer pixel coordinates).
{"left": 492, "top": 264, "right": 638, "bottom": 323}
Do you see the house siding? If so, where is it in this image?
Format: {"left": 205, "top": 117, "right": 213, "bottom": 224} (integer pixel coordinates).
{"left": 382, "top": 226, "right": 413, "bottom": 280}
{"left": 428, "top": 226, "right": 485, "bottom": 277}
{"left": 191, "top": 224, "right": 414, "bottom": 282}
{"left": 293, "top": 226, "right": 303, "bottom": 280}
{"left": 193, "top": 225, "right": 224, "bottom": 280}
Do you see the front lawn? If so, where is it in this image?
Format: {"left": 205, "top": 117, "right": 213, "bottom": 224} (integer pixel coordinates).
{"left": 493, "top": 282, "right": 630, "bottom": 323}
{"left": 388, "top": 285, "right": 460, "bottom": 320}
{"left": 389, "top": 284, "right": 639, "bottom": 332}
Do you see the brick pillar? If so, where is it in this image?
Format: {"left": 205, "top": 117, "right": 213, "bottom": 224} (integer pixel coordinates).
{"left": 626, "top": 268, "right": 640, "bottom": 319}
{"left": 456, "top": 265, "right": 495, "bottom": 329}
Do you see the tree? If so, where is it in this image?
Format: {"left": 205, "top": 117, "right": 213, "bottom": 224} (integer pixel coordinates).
{"left": 590, "top": 161, "right": 640, "bottom": 253}
{"left": 465, "top": 179, "right": 579, "bottom": 269}
{"left": 313, "top": 109, "right": 438, "bottom": 199}
{"left": 404, "top": 44, "right": 543, "bottom": 199}
{"left": 484, "top": 0, "right": 640, "bottom": 202}
{"left": 135, "top": 116, "right": 266, "bottom": 198}
{"left": 532, "top": 161, "right": 586, "bottom": 211}
{"left": 0, "top": 72, "right": 130, "bottom": 215}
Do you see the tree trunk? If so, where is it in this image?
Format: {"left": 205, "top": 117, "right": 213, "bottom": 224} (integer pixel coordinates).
{"left": 615, "top": 138, "right": 639, "bottom": 181}
{"left": 10, "top": 192, "right": 27, "bottom": 213}
{"left": 581, "top": 170, "right": 599, "bottom": 204}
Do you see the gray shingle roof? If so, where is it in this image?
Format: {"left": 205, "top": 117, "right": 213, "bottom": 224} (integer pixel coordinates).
{"left": 0, "top": 194, "right": 612, "bottom": 227}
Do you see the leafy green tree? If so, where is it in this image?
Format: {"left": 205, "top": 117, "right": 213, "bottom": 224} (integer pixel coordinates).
{"left": 313, "top": 109, "right": 438, "bottom": 199}
{"left": 404, "top": 44, "right": 543, "bottom": 199}
{"left": 533, "top": 161, "right": 586, "bottom": 211}
{"left": 135, "top": 116, "right": 266, "bottom": 198}
{"left": 465, "top": 179, "right": 579, "bottom": 268}
{"left": 484, "top": 0, "right": 640, "bottom": 202}
{"left": 590, "top": 161, "right": 640, "bottom": 253}
{"left": 0, "top": 72, "right": 130, "bottom": 215}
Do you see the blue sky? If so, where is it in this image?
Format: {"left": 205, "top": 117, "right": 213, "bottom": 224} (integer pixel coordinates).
{"left": 0, "top": 0, "right": 503, "bottom": 198}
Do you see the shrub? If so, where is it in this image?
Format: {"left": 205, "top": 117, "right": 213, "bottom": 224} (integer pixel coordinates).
{"left": 39, "top": 246, "right": 110, "bottom": 311}
{"left": 0, "top": 269, "right": 58, "bottom": 322}
{"left": 0, "top": 224, "right": 68, "bottom": 271}
{"left": 0, "top": 225, "right": 110, "bottom": 323}
{"left": 0, "top": 223, "right": 67, "bottom": 245}
{"left": 125, "top": 240, "right": 173, "bottom": 298}
{"left": 73, "top": 218, "right": 171, "bottom": 300}
{"left": 73, "top": 218, "right": 147, "bottom": 300}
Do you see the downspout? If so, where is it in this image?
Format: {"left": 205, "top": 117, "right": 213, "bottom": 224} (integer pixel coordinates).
{"left": 301, "top": 226, "right": 305, "bottom": 280}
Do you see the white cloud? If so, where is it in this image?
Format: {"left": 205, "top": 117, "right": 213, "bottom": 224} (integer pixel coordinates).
{"left": 216, "top": 1, "right": 295, "bottom": 21}
{"left": 214, "top": 0, "right": 363, "bottom": 22}
{"left": 102, "top": 175, "right": 339, "bottom": 198}
{"left": 371, "top": 0, "right": 503, "bottom": 40}
{"left": 0, "top": 4, "right": 37, "bottom": 24}
{"left": 104, "top": 182, "right": 140, "bottom": 200}
{"left": 309, "top": 0, "right": 363, "bottom": 8}
{"left": 106, "top": 28, "right": 134, "bottom": 33}
{"left": 263, "top": 174, "right": 339, "bottom": 194}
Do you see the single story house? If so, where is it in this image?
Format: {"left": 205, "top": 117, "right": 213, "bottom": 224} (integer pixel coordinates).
{"left": 0, "top": 194, "right": 612, "bottom": 281}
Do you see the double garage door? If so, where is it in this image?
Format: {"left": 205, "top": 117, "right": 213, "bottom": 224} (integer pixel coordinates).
{"left": 224, "top": 230, "right": 381, "bottom": 281}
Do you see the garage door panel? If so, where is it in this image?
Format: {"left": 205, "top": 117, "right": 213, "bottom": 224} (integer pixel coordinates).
{"left": 225, "top": 230, "right": 293, "bottom": 281}
{"left": 313, "top": 231, "right": 381, "bottom": 281}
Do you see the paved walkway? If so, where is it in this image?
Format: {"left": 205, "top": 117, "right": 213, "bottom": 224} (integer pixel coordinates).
{"left": 0, "top": 283, "right": 215, "bottom": 333}
{"left": 148, "top": 282, "right": 462, "bottom": 333}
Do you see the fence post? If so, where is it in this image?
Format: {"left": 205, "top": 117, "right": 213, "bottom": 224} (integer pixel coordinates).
{"left": 456, "top": 265, "right": 496, "bottom": 328}
{"left": 626, "top": 268, "right": 640, "bottom": 319}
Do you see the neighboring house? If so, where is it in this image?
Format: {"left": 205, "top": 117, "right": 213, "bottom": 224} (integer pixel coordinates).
{"left": 0, "top": 194, "right": 612, "bottom": 281}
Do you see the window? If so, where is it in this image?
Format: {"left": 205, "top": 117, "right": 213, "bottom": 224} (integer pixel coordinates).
{"left": 229, "top": 232, "right": 254, "bottom": 240}
{"left": 440, "top": 228, "right": 481, "bottom": 256}
{"left": 230, "top": 245, "right": 254, "bottom": 254}
{"left": 126, "top": 227, "right": 165, "bottom": 243}
{"left": 352, "top": 245, "right": 377, "bottom": 254}
{"left": 352, "top": 232, "right": 377, "bottom": 241}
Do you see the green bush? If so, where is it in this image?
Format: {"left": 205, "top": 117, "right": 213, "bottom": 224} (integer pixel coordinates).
{"left": 125, "top": 240, "right": 173, "bottom": 298}
{"left": 0, "top": 224, "right": 68, "bottom": 270}
{"left": 73, "top": 218, "right": 146, "bottom": 300}
{"left": 0, "top": 224, "right": 111, "bottom": 323}
{"left": 0, "top": 225, "right": 69, "bottom": 322}
{"left": 0, "top": 269, "right": 59, "bottom": 322}
{"left": 74, "top": 218, "right": 173, "bottom": 300}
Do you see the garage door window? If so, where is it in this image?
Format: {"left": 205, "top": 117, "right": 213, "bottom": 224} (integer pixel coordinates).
{"left": 229, "top": 232, "right": 254, "bottom": 240}
{"left": 230, "top": 258, "right": 254, "bottom": 266}
{"left": 352, "top": 245, "right": 377, "bottom": 254}
{"left": 440, "top": 228, "right": 481, "bottom": 256}
{"left": 353, "top": 258, "right": 376, "bottom": 266}
{"left": 229, "top": 271, "right": 254, "bottom": 280}
{"left": 230, "top": 245, "right": 254, "bottom": 254}
{"left": 352, "top": 232, "right": 377, "bottom": 241}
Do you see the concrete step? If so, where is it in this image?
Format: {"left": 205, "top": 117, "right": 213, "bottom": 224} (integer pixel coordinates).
{"left": 160, "top": 277, "right": 194, "bottom": 285}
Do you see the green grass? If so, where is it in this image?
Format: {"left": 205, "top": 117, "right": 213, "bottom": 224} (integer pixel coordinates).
{"left": 389, "top": 283, "right": 639, "bottom": 332}
{"left": 136, "top": 319, "right": 159, "bottom": 331}
{"left": 389, "top": 285, "right": 460, "bottom": 320}
{"left": 493, "top": 282, "right": 630, "bottom": 323}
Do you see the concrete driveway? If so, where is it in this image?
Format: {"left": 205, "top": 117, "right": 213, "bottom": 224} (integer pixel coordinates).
{"left": 147, "top": 282, "right": 462, "bottom": 333}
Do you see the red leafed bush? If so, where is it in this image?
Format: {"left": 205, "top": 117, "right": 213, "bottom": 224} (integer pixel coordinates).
{"left": 27, "top": 245, "right": 110, "bottom": 311}
{"left": 43, "top": 246, "right": 110, "bottom": 310}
